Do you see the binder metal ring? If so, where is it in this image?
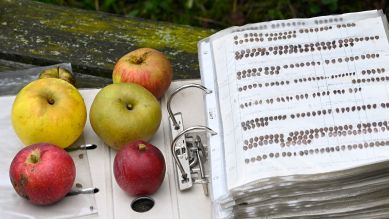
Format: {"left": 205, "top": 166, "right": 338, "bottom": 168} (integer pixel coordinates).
{"left": 167, "top": 83, "right": 212, "bottom": 130}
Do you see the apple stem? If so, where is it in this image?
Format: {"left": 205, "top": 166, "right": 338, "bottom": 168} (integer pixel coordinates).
{"left": 27, "top": 149, "right": 40, "bottom": 164}
{"left": 128, "top": 51, "right": 151, "bottom": 65}
{"left": 126, "top": 103, "right": 133, "bottom": 110}
{"left": 128, "top": 55, "right": 144, "bottom": 65}
{"left": 138, "top": 144, "right": 147, "bottom": 151}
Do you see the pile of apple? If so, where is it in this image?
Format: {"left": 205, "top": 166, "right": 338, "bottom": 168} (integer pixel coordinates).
{"left": 9, "top": 48, "right": 172, "bottom": 205}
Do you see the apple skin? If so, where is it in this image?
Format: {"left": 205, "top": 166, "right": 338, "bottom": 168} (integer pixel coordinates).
{"left": 112, "top": 48, "right": 173, "bottom": 99}
{"left": 39, "top": 67, "right": 76, "bottom": 87}
{"left": 90, "top": 83, "right": 162, "bottom": 150}
{"left": 113, "top": 140, "right": 166, "bottom": 196}
{"left": 11, "top": 78, "right": 87, "bottom": 148}
{"left": 9, "top": 143, "right": 76, "bottom": 205}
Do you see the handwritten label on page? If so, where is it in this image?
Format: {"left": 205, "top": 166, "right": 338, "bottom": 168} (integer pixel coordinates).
{"left": 211, "top": 12, "right": 389, "bottom": 190}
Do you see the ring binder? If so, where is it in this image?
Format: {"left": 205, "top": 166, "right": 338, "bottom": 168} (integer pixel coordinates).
{"left": 167, "top": 83, "right": 212, "bottom": 130}
{"left": 167, "top": 83, "right": 217, "bottom": 195}
{"left": 170, "top": 126, "right": 217, "bottom": 195}
{"left": 171, "top": 125, "right": 217, "bottom": 178}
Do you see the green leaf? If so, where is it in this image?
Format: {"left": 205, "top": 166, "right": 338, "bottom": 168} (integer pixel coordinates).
{"left": 127, "top": 9, "right": 139, "bottom": 17}
{"left": 321, "top": 0, "right": 338, "bottom": 11}
{"left": 186, "top": 0, "right": 194, "bottom": 9}
{"left": 309, "top": 4, "right": 321, "bottom": 14}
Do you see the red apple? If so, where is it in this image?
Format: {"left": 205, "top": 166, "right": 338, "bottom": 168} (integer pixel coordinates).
{"left": 113, "top": 140, "right": 166, "bottom": 196}
{"left": 112, "top": 48, "right": 173, "bottom": 99}
{"left": 9, "top": 143, "right": 76, "bottom": 205}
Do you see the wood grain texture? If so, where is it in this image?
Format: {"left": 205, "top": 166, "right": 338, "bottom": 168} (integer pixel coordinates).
{"left": 0, "top": 0, "right": 214, "bottom": 79}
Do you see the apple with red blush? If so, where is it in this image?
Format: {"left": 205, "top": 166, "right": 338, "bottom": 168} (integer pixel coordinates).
{"left": 113, "top": 140, "right": 166, "bottom": 196}
{"left": 9, "top": 143, "right": 76, "bottom": 205}
{"left": 112, "top": 48, "right": 173, "bottom": 99}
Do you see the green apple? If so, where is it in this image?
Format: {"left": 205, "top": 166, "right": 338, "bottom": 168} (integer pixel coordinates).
{"left": 89, "top": 83, "right": 162, "bottom": 150}
{"left": 11, "top": 78, "right": 87, "bottom": 148}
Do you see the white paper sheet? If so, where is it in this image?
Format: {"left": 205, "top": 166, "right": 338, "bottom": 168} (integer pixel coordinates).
{"left": 0, "top": 95, "right": 98, "bottom": 219}
{"left": 205, "top": 10, "right": 389, "bottom": 192}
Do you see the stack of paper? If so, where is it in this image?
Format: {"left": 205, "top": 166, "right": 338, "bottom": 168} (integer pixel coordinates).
{"left": 199, "top": 10, "right": 389, "bottom": 218}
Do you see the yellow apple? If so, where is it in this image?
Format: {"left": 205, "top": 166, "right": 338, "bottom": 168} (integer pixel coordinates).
{"left": 11, "top": 78, "right": 87, "bottom": 148}
{"left": 39, "top": 67, "right": 76, "bottom": 86}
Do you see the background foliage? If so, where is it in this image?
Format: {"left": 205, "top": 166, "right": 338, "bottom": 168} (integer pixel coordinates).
{"left": 36, "top": 0, "right": 388, "bottom": 29}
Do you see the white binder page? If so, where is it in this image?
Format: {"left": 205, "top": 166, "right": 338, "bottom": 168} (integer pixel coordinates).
{"left": 209, "top": 11, "right": 389, "bottom": 191}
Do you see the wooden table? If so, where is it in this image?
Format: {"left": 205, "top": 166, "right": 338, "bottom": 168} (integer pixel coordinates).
{"left": 0, "top": 0, "right": 214, "bottom": 90}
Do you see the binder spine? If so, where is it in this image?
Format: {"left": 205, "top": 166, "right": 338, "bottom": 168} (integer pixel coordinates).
{"left": 199, "top": 40, "right": 229, "bottom": 203}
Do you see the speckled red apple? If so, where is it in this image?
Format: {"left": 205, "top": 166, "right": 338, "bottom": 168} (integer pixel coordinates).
{"left": 112, "top": 48, "right": 173, "bottom": 99}
{"left": 9, "top": 143, "right": 76, "bottom": 205}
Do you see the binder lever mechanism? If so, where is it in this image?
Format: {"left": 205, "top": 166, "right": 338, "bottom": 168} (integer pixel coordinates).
{"left": 167, "top": 83, "right": 215, "bottom": 195}
{"left": 171, "top": 126, "right": 217, "bottom": 195}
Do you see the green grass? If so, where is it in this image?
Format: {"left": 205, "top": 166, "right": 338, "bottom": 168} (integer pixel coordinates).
{"left": 35, "top": 0, "right": 388, "bottom": 30}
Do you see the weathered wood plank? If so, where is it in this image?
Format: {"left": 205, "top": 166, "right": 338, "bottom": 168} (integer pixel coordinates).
{"left": 0, "top": 59, "right": 35, "bottom": 72}
{"left": 0, "top": 0, "right": 214, "bottom": 79}
{"left": 0, "top": 60, "right": 112, "bottom": 96}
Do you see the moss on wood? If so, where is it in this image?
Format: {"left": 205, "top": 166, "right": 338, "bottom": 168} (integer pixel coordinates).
{"left": 0, "top": 0, "right": 214, "bottom": 79}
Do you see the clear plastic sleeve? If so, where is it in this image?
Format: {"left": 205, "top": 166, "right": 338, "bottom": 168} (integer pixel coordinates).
{"left": 0, "top": 64, "right": 98, "bottom": 219}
